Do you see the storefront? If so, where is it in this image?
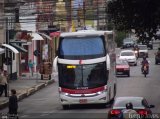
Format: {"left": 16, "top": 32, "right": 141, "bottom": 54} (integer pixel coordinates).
{"left": 1, "top": 44, "right": 19, "bottom": 80}
{"left": 0, "top": 48, "right": 5, "bottom": 69}
{"left": 13, "top": 32, "right": 43, "bottom": 75}
{"left": 50, "top": 32, "right": 61, "bottom": 60}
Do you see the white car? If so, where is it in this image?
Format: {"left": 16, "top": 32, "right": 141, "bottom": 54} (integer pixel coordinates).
{"left": 138, "top": 45, "right": 148, "bottom": 57}
{"left": 119, "top": 50, "right": 137, "bottom": 66}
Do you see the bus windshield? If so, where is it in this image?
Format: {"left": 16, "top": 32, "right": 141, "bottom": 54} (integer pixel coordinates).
{"left": 59, "top": 36, "right": 105, "bottom": 59}
{"left": 58, "top": 62, "right": 108, "bottom": 89}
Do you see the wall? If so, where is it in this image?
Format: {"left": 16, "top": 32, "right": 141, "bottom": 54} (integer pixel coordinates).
{"left": 0, "top": 0, "right": 5, "bottom": 44}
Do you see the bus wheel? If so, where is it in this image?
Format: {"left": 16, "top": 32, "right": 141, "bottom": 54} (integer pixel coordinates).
{"left": 62, "top": 105, "right": 69, "bottom": 110}
{"left": 109, "top": 88, "right": 111, "bottom": 102}
{"left": 114, "top": 85, "right": 117, "bottom": 98}
{"left": 107, "top": 89, "right": 112, "bottom": 105}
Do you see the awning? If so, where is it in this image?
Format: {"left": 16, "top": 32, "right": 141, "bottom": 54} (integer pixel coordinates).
{"left": 38, "top": 32, "right": 52, "bottom": 40}
{"left": 9, "top": 40, "right": 27, "bottom": 44}
{"left": 10, "top": 43, "right": 27, "bottom": 53}
{"left": 2, "top": 44, "right": 19, "bottom": 54}
{"left": 31, "top": 32, "right": 44, "bottom": 40}
{"left": 0, "top": 48, "right": 4, "bottom": 54}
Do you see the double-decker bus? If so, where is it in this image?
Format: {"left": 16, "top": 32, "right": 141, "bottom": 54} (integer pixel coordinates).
{"left": 53, "top": 30, "right": 117, "bottom": 109}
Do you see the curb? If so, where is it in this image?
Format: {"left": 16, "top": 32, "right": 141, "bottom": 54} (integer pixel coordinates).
{"left": 0, "top": 79, "right": 55, "bottom": 110}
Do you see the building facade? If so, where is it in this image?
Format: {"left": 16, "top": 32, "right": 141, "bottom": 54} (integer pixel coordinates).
{"left": 0, "top": 0, "right": 5, "bottom": 69}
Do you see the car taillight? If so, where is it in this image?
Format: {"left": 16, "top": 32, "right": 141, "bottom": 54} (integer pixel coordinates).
{"left": 110, "top": 109, "right": 121, "bottom": 115}
{"left": 137, "top": 109, "right": 148, "bottom": 116}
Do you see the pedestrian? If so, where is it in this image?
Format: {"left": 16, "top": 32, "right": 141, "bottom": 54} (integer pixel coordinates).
{"left": 0, "top": 70, "right": 8, "bottom": 97}
{"left": 0, "top": 69, "right": 4, "bottom": 96}
{"left": 28, "top": 59, "right": 34, "bottom": 77}
{"left": 8, "top": 89, "right": 18, "bottom": 119}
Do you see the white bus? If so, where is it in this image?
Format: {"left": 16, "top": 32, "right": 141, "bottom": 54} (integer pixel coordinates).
{"left": 53, "top": 30, "right": 117, "bottom": 109}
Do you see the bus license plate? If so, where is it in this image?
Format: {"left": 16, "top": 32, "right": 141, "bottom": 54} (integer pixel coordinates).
{"left": 79, "top": 99, "right": 87, "bottom": 104}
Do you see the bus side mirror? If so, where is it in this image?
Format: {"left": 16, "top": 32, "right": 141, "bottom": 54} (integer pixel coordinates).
{"left": 106, "top": 54, "right": 110, "bottom": 70}
{"left": 53, "top": 56, "right": 58, "bottom": 72}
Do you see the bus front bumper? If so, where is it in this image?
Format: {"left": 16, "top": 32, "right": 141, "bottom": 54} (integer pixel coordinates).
{"left": 60, "top": 91, "right": 108, "bottom": 105}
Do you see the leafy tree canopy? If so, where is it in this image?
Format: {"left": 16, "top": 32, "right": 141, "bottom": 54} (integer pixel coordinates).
{"left": 107, "top": 0, "right": 160, "bottom": 43}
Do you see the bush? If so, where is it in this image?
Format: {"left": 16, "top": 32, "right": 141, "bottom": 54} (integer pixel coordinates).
{"left": 115, "top": 31, "right": 127, "bottom": 47}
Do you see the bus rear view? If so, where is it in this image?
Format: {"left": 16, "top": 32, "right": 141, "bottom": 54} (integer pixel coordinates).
{"left": 53, "top": 30, "right": 116, "bottom": 109}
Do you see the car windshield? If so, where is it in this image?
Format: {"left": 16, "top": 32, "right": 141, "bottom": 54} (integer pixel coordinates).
{"left": 58, "top": 62, "right": 108, "bottom": 89}
{"left": 116, "top": 60, "right": 128, "bottom": 65}
{"left": 113, "top": 98, "right": 144, "bottom": 109}
{"left": 121, "top": 52, "right": 134, "bottom": 56}
{"left": 138, "top": 45, "right": 147, "bottom": 50}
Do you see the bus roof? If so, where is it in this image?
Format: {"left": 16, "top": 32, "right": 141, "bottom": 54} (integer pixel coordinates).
{"left": 60, "top": 30, "right": 113, "bottom": 37}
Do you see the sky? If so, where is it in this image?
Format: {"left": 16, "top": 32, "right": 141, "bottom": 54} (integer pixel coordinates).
{"left": 73, "top": 0, "right": 83, "bottom": 8}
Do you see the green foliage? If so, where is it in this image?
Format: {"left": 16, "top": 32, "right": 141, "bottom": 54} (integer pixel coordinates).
{"left": 107, "top": 22, "right": 114, "bottom": 30}
{"left": 107, "top": 0, "right": 160, "bottom": 43}
{"left": 115, "top": 31, "right": 126, "bottom": 47}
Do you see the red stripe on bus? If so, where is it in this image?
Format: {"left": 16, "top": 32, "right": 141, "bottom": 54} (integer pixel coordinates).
{"left": 61, "top": 86, "right": 105, "bottom": 94}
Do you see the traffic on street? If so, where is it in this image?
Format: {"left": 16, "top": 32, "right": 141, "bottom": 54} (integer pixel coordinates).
{"left": 1, "top": 44, "right": 160, "bottom": 118}
{"left": 1, "top": 0, "right": 160, "bottom": 119}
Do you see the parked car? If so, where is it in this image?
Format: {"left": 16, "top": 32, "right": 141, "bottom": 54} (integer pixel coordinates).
{"left": 118, "top": 50, "right": 137, "bottom": 66}
{"left": 155, "top": 52, "right": 160, "bottom": 64}
{"left": 116, "top": 59, "right": 130, "bottom": 77}
{"left": 138, "top": 45, "right": 149, "bottom": 58}
{"left": 108, "top": 97, "right": 155, "bottom": 119}
{"left": 142, "top": 41, "right": 153, "bottom": 50}
{"left": 122, "top": 38, "right": 135, "bottom": 49}
{"left": 147, "top": 41, "right": 153, "bottom": 50}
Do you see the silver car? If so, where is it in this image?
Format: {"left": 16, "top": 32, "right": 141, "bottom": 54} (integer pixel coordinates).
{"left": 108, "top": 97, "right": 155, "bottom": 119}
{"left": 138, "top": 45, "right": 149, "bottom": 58}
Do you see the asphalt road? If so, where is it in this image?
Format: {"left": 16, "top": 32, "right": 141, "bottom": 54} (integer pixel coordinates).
{"left": 1, "top": 47, "right": 160, "bottom": 119}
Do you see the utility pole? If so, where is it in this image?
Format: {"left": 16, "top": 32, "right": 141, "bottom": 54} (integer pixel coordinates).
{"left": 96, "top": 0, "right": 99, "bottom": 30}
{"left": 69, "top": 0, "right": 72, "bottom": 31}
{"left": 83, "top": 0, "right": 86, "bottom": 28}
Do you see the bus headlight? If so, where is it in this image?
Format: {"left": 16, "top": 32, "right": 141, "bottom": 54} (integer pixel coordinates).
{"left": 97, "top": 91, "right": 103, "bottom": 95}
{"left": 97, "top": 90, "right": 106, "bottom": 95}
{"left": 61, "top": 92, "right": 69, "bottom": 96}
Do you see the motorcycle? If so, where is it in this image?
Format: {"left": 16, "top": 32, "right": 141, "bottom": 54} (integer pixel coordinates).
{"left": 142, "top": 64, "right": 149, "bottom": 77}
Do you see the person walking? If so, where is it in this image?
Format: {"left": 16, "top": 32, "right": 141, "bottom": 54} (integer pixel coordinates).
{"left": 8, "top": 89, "right": 18, "bottom": 118}
{"left": 28, "top": 59, "right": 34, "bottom": 77}
{"left": 0, "top": 69, "right": 4, "bottom": 96}
{"left": 0, "top": 70, "right": 8, "bottom": 97}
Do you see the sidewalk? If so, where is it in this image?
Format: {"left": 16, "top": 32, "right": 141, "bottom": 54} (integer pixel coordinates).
{"left": 0, "top": 72, "right": 56, "bottom": 110}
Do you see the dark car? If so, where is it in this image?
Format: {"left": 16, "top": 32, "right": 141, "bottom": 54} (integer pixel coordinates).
{"left": 116, "top": 60, "right": 130, "bottom": 77}
{"left": 122, "top": 38, "right": 135, "bottom": 49}
{"left": 138, "top": 41, "right": 153, "bottom": 50}
{"left": 148, "top": 41, "right": 153, "bottom": 49}
{"left": 108, "top": 97, "right": 155, "bottom": 119}
{"left": 155, "top": 52, "right": 160, "bottom": 64}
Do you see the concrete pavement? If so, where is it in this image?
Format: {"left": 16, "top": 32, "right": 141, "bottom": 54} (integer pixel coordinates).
{"left": 0, "top": 72, "right": 56, "bottom": 110}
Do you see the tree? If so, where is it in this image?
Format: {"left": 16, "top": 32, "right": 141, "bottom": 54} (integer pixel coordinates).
{"left": 106, "top": 0, "right": 160, "bottom": 43}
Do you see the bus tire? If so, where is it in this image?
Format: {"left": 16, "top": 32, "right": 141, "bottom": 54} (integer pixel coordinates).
{"left": 62, "top": 105, "right": 69, "bottom": 110}
{"left": 109, "top": 85, "right": 116, "bottom": 105}
{"left": 114, "top": 84, "right": 117, "bottom": 98}
{"left": 108, "top": 88, "right": 111, "bottom": 102}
